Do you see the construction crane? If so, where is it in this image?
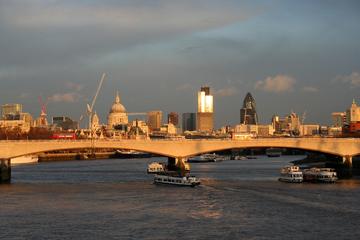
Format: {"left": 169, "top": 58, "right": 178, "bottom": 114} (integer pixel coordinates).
{"left": 127, "top": 112, "right": 147, "bottom": 116}
{"left": 37, "top": 96, "right": 49, "bottom": 126}
{"left": 87, "top": 73, "right": 106, "bottom": 130}
{"left": 301, "top": 111, "right": 306, "bottom": 125}
{"left": 301, "top": 111, "right": 306, "bottom": 136}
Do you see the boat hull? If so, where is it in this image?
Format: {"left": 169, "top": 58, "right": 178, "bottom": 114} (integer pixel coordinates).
{"left": 153, "top": 174, "right": 201, "bottom": 187}
{"left": 302, "top": 168, "right": 338, "bottom": 183}
{"left": 278, "top": 177, "right": 303, "bottom": 183}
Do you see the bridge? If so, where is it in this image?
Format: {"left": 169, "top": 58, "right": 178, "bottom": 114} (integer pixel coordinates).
{"left": 1, "top": 138, "right": 360, "bottom": 182}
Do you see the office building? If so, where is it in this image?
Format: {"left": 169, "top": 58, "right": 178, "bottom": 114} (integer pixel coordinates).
{"left": 182, "top": 113, "right": 196, "bottom": 132}
{"left": 147, "top": 111, "right": 162, "bottom": 131}
{"left": 240, "top": 93, "right": 258, "bottom": 125}
{"left": 167, "top": 112, "right": 179, "bottom": 127}
{"left": 300, "top": 125, "right": 320, "bottom": 136}
{"left": 197, "top": 86, "right": 214, "bottom": 132}
{"left": 52, "top": 116, "right": 78, "bottom": 130}
{"left": 272, "top": 112, "right": 301, "bottom": 135}
{"left": 331, "top": 112, "right": 346, "bottom": 127}
{"left": 1, "top": 104, "right": 23, "bottom": 120}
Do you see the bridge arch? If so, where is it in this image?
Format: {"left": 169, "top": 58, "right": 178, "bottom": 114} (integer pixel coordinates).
{"left": 181, "top": 144, "right": 344, "bottom": 159}
{"left": 6, "top": 146, "right": 175, "bottom": 160}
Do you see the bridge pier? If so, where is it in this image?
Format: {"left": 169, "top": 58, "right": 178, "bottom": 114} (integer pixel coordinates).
{"left": 0, "top": 159, "right": 11, "bottom": 183}
{"left": 167, "top": 157, "right": 190, "bottom": 176}
{"left": 343, "top": 155, "right": 353, "bottom": 168}
{"left": 342, "top": 155, "right": 353, "bottom": 178}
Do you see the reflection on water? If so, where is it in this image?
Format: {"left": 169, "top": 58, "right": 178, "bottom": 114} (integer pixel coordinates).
{"left": 1, "top": 155, "right": 360, "bottom": 240}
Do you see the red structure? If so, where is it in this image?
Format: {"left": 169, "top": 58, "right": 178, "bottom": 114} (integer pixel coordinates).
{"left": 349, "top": 122, "right": 360, "bottom": 133}
{"left": 51, "top": 132, "right": 76, "bottom": 140}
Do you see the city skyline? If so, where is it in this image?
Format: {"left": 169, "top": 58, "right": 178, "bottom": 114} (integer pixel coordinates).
{"left": 1, "top": 1, "right": 360, "bottom": 127}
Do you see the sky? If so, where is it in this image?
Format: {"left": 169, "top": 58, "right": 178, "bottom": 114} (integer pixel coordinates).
{"left": 0, "top": 0, "right": 360, "bottom": 128}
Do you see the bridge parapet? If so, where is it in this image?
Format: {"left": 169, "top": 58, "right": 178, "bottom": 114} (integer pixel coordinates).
{"left": 0, "top": 138, "right": 360, "bottom": 159}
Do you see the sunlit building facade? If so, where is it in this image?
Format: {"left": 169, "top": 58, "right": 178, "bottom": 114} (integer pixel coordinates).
{"left": 197, "top": 86, "right": 214, "bottom": 132}
{"left": 1, "top": 104, "right": 23, "bottom": 120}
{"left": 347, "top": 99, "right": 360, "bottom": 123}
{"left": 346, "top": 99, "right": 360, "bottom": 133}
{"left": 147, "top": 111, "right": 162, "bottom": 131}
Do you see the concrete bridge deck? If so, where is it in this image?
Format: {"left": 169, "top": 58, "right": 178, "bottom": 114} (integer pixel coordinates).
{"left": 0, "top": 138, "right": 359, "bottom": 159}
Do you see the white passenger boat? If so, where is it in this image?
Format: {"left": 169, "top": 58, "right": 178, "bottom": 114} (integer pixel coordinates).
{"left": 154, "top": 174, "right": 201, "bottom": 187}
{"left": 147, "top": 162, "right": 166, "bottom": 174}
{"left": 302, "top": 168, "right": 338, "bottom": 183}
{"left": 279, "top": 165, "right": 303, "bottom": 183}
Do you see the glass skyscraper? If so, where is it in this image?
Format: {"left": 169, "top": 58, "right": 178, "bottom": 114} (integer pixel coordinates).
{"left": 240, "top": 92, "right": 258, "bottom": 125}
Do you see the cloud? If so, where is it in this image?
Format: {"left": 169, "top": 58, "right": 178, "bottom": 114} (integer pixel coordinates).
{"left": 48, "top": 92, "right": 82, "bottom": 103}
{"left": 65, "top": 82, "right": 84, "bottom": 92}
{"left": 303, "top": 86, "right": 318, "bottom": 93}
{"left": 213, "top": 87, "right": 237, "bottom": 97}
{"left": 335, "top": 72, "right": 360, "bottom": 88}
{"left": 19, "top": 93, "right": 30, "bottom": 99}
{"left": 0, "top": 70, "right": 10, "bottom": 80}
{"left": 2, "top": 1, "right": 254, "bottom": 30}
{"left": 255, "top": 74, "right": 296, "bottom": 93}
{"left": 0, "top": 0, "right": 260, "bottom": 74}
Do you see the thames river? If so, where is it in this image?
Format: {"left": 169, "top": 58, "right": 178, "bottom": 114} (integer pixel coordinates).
{"left": 1, "top": 156, "right": 360, "bottom": 240}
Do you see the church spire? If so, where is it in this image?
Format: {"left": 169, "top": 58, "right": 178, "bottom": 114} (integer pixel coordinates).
{"left": 115, "top": 91, "right": 120, "bottom": 103}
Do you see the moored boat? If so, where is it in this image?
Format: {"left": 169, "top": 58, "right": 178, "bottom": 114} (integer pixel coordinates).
{"left": 279, "top": 165, "right": 303, "bottom": 183}
{"left": 232, "top": 155, "right": 246, "bottom": 160}
{"left": 302, "top": 168, "right": 338, "bottom": 183}
{"left": 153, "top": 174, "right": 201, "bottom": 187}
{"left": 266, "top": 148, "right": 282, "bottom": 157}
{"left": 115, "top": 150, "right": 152, "bottom": 158}
{"left": 147, "top": 162, "right": 166, "bottom": 174}
{"left": 188, "top": 153, "right": 224, "bottom": 163}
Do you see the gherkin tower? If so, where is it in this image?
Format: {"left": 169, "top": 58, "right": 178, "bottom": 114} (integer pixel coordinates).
{"left": 240, "top": 92, "right": 258, "bottom": 125}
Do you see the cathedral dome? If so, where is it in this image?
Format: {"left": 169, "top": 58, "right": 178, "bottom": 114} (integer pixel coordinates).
{"left": 108, "top": 91, "right": 128, "bottom": 129}
{"left": 110, "top": 92, "right": 126, "bottom": 113}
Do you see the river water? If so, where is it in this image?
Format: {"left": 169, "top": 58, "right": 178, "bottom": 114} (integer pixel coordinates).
{"left": 1, "top": 156, "right": 360, "bottom": 240}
